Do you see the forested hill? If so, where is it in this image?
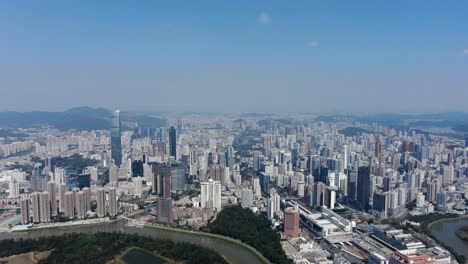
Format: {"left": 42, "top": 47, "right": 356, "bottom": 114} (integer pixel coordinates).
{"left": 0, "top": 107, "right": 166, "bottom": 130}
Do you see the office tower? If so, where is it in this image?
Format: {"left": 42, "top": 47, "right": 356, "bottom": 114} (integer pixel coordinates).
{"left": 31, "top": 163, "right": 47, "bottom": 192}
{"left": 47, "top": 181, "right": 57, "bottom": 217}
{"left": 226, "top": 145, "right": 235, "bottom": 171}
{"left": 233, "top": 164, "right": 241, "bottom": 185}
{"left": 111, "top": 110, "right": 122, "bottom": 166}
{"left": 372, "top": 191, "right": 389, "bottom": 218}
{"left": 200, "top": 179, "right": 222, "bottom": 210}
{"left": 82, "top": 187, "right": 91, "bottom": 212}
{"left": 209, "top": 164, "right": 226, "bottom": 186}
{"left": 171, "top": 161, "right": 186, "bottom": 192}
{"left": 357, "top": 166, "right": 371, "bottom": 211}
{"left": 342, "top": 145, "right": 348, "bottom": 172}
{"left": 151, "top": 163, "right": 171, "bottom": 198}
{"left": 442, "top": 165, "right": 454, "bottom": 186}
{"left": 159, "top": 127, "right": 167, "bottom": 144}
{"left": 20, "top": 199, "right": 30, "bottom": 224}
{"left": 241, "top": 188, "right": 253, "bottom": 208}
{"left": 87, "top": 166, "right": 99, "bottom": 182}
{"left": 284, "top": 207, "right": 300, "bottom": 238}
{"left": 143, "top": 163, "right": 153, "bottom": 183}
{"left": 58, "top": 183, "right": 67, "bottom": 213}
{"left": 253, "top": 151, "right": 262, "bottom": 171}
{"left": 109, "top": 162, "right": 118, "bottom": 183}
{"left": 267, "top": 193, "right": 281, "bottom": 219}
{"left": 39, "top": 192, "right": 51, "bottom": 223}
{"left": 324, "top": 187, "right": 337, "bottom": 209}
{"left": 259, "top": 173, "right": 270, "bottom": 193}
{"left": 75, "top": 191, "right": 86, "bottom": 219}
{"left": 131, "top": 160, "right": 144, "bottom": 177}
{"left": 108, "top": 187, "right": 118, "bottom": 217}
{"left": 311, "top": 182, "right": 326, "bottom": 207}
{"left": 64, "top": 191, "right": 74, "bottom": 219}
{"left": 157, "top": 197, "right": 173, "bottom": 224}
{"left": 9, "top": 179, "right": 19, "bottom": 198}
{"left": 96, "top": 188, "right": 106, "bottom": 218}
{"left": 252, "top": 177, "right": 261, "bottom": 198}
{"left": 54, "top": 167, "right": 66, "bottom": 184}
{"left": 133, "top": 177, "right": 144, "bottom": 197}
{"left": 169, "top": 126, "right": 177, "bottom": 159}
{"left": 436, "top": 192, "right": 448, "bottom": 211}
{"left": 375, "top": 136, "right": 383, "bottom": 157}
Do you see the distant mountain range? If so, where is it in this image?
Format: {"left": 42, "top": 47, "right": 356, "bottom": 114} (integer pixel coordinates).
{"left": 0, "top": 107, "right": 166, "bottom": 130}
{"left": 316, "top": 112, "right": 468, "bottom": 134}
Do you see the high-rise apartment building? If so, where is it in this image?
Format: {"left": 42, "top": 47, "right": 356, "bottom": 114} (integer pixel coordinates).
{"left": 108, "top": 187, "right": 118, "bottom": 217}
{"left": 20, "top": 199, "right": 30, "bottom": 224}
{"left": 47, "top": 181, "right": 57, "bottom": 217}
{"left": 96, "top": 188, "right": 106, "bottom": 218}
{"left": 200, "top": 179, "right": 221, "bottom": 210}
{"left": 64, "top": 191, "right": 75, "bottom": 219}
{"left": 111, "top": 110, "right": 122, "bottom": 166}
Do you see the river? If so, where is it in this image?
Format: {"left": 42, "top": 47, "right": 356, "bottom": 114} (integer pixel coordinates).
{"left": 0, "top": 220, "right": 267, "bottom": 264}
{"left": 430, "top": 218, "right": 468, "bottom": 259}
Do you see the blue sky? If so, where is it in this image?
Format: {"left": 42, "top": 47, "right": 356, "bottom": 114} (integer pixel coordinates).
{"left": 0, "top": 1, "right": 467, "bottom": 113}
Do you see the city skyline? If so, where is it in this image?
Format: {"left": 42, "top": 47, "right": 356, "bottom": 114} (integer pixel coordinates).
{"left": 1, "top": 1, "right": 467, "bottom": 113}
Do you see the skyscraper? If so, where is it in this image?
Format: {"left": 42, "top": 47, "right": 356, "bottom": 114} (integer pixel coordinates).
{"left": 20, "top": 199, "right": 30, "bottom": 224}
{"left": 64, "top": 191, "right": 74, "bottom": 219}
{"left": 169, "top": 126, "right": 177, "bottom": 159}
{"left": 357, "top": 166, "right": 371, "bottom": 211}
{"left": 75, "top": 191, "right": 86, "bottom": 219}
{"left": 151, "top": 163, "right": 171, "bottom": 198}
{"left": 108, "top": 187, "right": 118, "bottom": 217}
{"left": 47, "top": 181, "right": 57, "bottom": 217}
{"left": 111, "top": 110, "right": 122, "bottom": 166}
{"left": 96, "top": 188, "right": 106, "bottom": 218}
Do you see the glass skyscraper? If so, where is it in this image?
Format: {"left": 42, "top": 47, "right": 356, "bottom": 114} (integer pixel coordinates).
{"left": 111, "top": 110, "right": 122, "bottom": 166}
{"left": 169, "top": 126, "right": 177, "bottom": 159}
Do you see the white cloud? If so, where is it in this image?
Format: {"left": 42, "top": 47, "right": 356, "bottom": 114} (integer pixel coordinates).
{"left": 259, "top": 11, "right": 271, "bottom": 25}
{"left": 463, "top": 49, "right": 468, "bottom": 56}
{"left": 307, "top": 41, "right": 319, "bottom": 47}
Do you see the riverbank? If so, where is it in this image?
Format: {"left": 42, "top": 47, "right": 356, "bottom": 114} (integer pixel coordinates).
{"left": 456, "top": 225, "right": 468, "bottom": 241}
{"left": 141, "top": 223, "right": 270, "bottom": 264}
{"left": 1, "top": 220, "right": 267, "bottom": 264}
{"left": 428, "top": 215, "right": 468, "bottom": 264}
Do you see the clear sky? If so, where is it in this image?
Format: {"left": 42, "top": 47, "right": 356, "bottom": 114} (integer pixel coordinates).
{"left": 1, "top": 1, "right": 467, "bottom": 113}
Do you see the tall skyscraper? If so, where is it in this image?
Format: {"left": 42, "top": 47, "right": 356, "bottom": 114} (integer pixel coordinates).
{"left": 200, "top": 179, "right": 222, "bottom": 210}
{"left": 169, "top": 126, "right": 177, "bottom": 159}
{"left": 64, "top": 191, "right": 74, "bottom": 219}
{"left": 39, "top": 192, "right": 51, "bottom": 223}
{"left": 75, "top": 191, "right": 86, "bottom": 219}
{"left": 151, "top": 163, "right": 171, "bottom": 198}
{"left": 111, "top": 110, "right": 122, "bottom": 166}
{"left": 82, "top": 187, "right": 92, "bottom": 213}
{"left": 357, "top": 166, "right": 372, "bottom": 211}
{"left": 47, "top": 181, "right": 57, "bottom": 217}
{"left": 9, "top": 179, "right": 19, "bottom": 198}
{"left": 108, "top": 187, "right": 118, "bottom": 217}
{"left": 20, "top": 199, "right": 30, "bottom": 224}
{"left": 96, "top": 188, "right": 106, "bottom": 218}
{"left": 58, "top": 183, "right": 67, "bottom": 213}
